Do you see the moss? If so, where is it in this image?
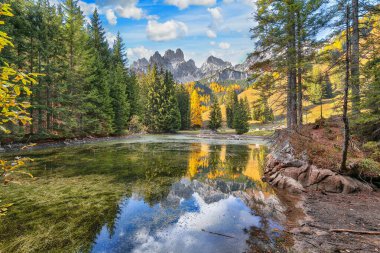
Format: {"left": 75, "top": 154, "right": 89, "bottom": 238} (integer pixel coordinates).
{"left": 357, "top": 158, "right": 380, "bottom": 177}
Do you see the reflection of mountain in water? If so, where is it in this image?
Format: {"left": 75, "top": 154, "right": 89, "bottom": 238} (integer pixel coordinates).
{"left": 92, "top": 176, "right": 286, "bottom": 253}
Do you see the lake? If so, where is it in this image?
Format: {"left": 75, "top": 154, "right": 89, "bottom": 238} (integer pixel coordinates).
{"left": 0, "top": 135, "right": 289, "bottom": 253}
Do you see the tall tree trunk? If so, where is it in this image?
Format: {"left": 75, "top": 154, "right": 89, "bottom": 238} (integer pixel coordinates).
{"left": 351, "top": 0, "right": 360, "bottom": 115}
{"left": 287, "top": 1, "right": 298, "bottom": 130}
{"left": 29, "top": 35, "right": 34, "bottom": 135}
{"left": 341, "top": 5, "right": 351, "bottom": 171}
{"left": 296, "top": 10, "right": 303, "bottom": 128}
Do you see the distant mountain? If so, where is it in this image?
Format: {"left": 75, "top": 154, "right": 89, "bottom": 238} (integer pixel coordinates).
{"left": 131, "top": 48, "right": 250, "bottom": 83}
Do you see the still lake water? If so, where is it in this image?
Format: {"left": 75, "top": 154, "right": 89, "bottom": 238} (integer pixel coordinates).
{"left": 0, "top": 135, "right": 288, "bottom": 253}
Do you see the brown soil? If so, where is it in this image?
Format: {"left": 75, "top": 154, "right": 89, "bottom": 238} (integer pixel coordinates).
{"left": 278, "top": 117, "right": 365, "bottom": 172}
{"left": 289, "top": 190, "right": 380, "bottom": 253}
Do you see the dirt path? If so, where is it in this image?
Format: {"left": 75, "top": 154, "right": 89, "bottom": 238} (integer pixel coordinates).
{"left": 289, "top": 191, "right": 380, "bottom": 253}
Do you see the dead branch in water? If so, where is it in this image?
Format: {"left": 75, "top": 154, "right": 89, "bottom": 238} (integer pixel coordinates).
{"left": 201, "top": 229, "right": 235, "bottom": 238}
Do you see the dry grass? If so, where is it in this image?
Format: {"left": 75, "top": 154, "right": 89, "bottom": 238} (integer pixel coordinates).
{"left": 276, "top": 117, "right": 364, "bottom": 172}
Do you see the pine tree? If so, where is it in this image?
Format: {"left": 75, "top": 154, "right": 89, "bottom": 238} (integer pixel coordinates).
{"left": 233, "top": 98, "right": 250, "bottom": 135}
{"left": 159, "top": 71, "right": 181, "bottom": 132}
{"left": 190, "top": 89, "right": 202, "bottom": 128}
{"left": 176, "top": 85, "right": 191, "bottom": 130}
{"left": 208, "top": 98, "right": 222, "bottom": 131}
{"left": 225, "top": 89, "right": 238, "bottom": 128}
{"left": 144, "top": 66, "right": 161, "bottom": 132}
{"left": 81, "top": 9, "right": 114, "bottom": 135}
{"left": 109, "top": 34, "right": 130, "bottom": 134}
{"left": 60, "top": 0, "right": 88, "bottom": 136}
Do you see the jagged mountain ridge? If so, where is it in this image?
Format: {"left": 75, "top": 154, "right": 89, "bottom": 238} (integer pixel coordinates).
{"left": 131, "top": 48, "right": 249, "bottom": 83}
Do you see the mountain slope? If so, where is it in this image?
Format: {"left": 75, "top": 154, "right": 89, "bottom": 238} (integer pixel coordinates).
{"left": 131, "top": 49, "right": 250, "bottom": 83}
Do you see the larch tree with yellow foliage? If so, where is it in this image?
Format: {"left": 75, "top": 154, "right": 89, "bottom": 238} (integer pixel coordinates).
{"left": 1, "top": 3, "right": 37, "bottom": 215}
{"left": 190, "top": 89, "right": 202, "bottom": 128}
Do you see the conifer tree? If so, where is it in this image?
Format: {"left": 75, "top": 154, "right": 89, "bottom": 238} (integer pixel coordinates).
{"left": 60, "top": 0, "right": 88, "bottom": 135}
{"left": 81, "top": 9, "right": 114, "bottom": 135}
{"left": 233, "top": 98, "right": 250, "bottom": 135}
{"left": 176, "top": 85, "right": 191, "bottom": 130}
{"left": 208, "top": 98, "right": 222, "bottom": 131}
{"left": 190, "top": 89, "right": 202, "bottom": 128}
{"left": 226, "top": 89, "right": 238, "bottom": 128}
{"left": 109, "top": 34, "right": 130, "bottom": 134}
{"left": 159, "top": 71, "right": 181, "bottom": 132}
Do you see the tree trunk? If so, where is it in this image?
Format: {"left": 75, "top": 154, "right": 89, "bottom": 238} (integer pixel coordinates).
{"left": 287, "top": 2, "right": 298, "bottom": 130}
{"left": 351, "top": 0, "right": 360, "bottom": 115}
{"left": 296, "top": 10, "right": 303, "bottom": 128}
{"left": 341, "top": 5, "right": 351, "bottom": 171}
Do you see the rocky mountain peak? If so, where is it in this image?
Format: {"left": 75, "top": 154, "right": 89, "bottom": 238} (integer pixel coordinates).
{"left": 131, "top": 48, "right": 249, "bottom": 83}
{"left": 164, "top": 48, "right": 185, "bottom": 62}
{"left": 206, "top": 55, "right": 226, "bottom": 65}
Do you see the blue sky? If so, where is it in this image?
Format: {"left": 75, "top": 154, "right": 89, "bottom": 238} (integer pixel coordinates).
{"left": 74, "top": 0, "right": 257, "bottom": 66}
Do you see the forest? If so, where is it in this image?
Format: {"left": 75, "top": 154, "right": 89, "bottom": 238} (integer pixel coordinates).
{"left": 0, "top": 0, "right": 380, "bottom": 252}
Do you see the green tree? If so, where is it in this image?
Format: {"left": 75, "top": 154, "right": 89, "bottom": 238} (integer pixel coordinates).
{"left": 233, "top": 98, "right": 250, "bottom": 135}
{"left": 225, "top": 89, "right": 238, "bottom": 128}
{"left": 208, "top": 97, "right": 222, "bottom": 131}
{"left": 81, "top": 9, "right": 114, "bottom": 135}
{"left": 159, "top": 71, "right": 181, "bottom": 132}
{"left": 176, "top": 85, "right": 191, "bottom": 130}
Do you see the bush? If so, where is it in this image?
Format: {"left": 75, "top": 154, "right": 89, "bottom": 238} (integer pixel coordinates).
{"left": 128, "top": 116, "right": 146, "bottom": 134}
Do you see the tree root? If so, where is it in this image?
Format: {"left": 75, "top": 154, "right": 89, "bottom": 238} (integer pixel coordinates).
{"left": 329, "top": 229, "right": 380, "bottom": 235}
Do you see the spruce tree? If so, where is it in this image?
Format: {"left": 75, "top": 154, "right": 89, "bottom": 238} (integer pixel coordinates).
{"left": 233, "top": 99, "right": 250, "bottom": 135}
{"left": 176, "top": 85, "right": 191, "bottom": 130}
{"left": 208, "top": 98, "right": 222, "bottom": 131}
{"left": 81, "top": 9, "right": 114, "bottom": 135}
{"left": 110, "top": 34, "right": 130, "bottom": 134}
{"left": 159, "top": 71, "right": 181, "bottom": 132}
{"left": 60, "top": 0, "right": 88, "bottom": 136}
{"left": 225, "top": 89, "right": 238, "bottom": 128}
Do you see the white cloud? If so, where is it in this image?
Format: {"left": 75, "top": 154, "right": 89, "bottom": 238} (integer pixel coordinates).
{"left": 131, "top": 194, "right": 260, "bottom": 253}
{"left": 207, "top": 7, "right": 222, "bottom": 23}
{"left": 206, "top": 29, "right": 217, "bottom": 38}
{"left": 127, "top": 46, "right": 154, "bottom": 59}
{"left": 115, "top": 5, "right": 143, "bottom": 19}
{"left": 219, "top": 42, "right": 230, "bottom": 49}
{"left": 146, "top": 20, "right": 188, "bottom": 41}
{"left": 93, "top": 0, "right": 144, "bottom": 20}
{"left": 105, "top": 32, "right": 117, "bottom": 46}
{"left": 105, "top": 9, "right": 117, "bottom": 25}
{"left": 78, "top": 1, "right": 99, "bottom": 16}
{"left": 165, "top": 0, "right": 216, "bottom": 10}
{"left": 210, "top": 41, "right": 216, "bottom": 46}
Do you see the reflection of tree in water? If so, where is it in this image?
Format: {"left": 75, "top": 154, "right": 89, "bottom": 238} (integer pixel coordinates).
{"left": 132, "top": 148, "right": 188, "bottom": 206}
{"left": 243, "top": 145, "right": 274, "bottom": 193}
{"left": 187, "top": 144, "right": 257, "bottom": 182}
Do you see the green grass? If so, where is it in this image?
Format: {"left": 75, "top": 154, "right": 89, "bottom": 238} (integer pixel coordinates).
{"left": 0, "top": 175, "right": 127, "bottom": 253}
{"left": 245, "top": 130, "right": 275, "bottom": 137}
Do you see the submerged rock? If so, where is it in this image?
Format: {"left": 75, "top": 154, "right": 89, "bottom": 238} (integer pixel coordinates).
{"left": 264, "top": 141, "right": 373, "bottom": 194}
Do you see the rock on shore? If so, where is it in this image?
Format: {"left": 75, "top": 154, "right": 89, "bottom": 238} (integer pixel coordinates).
{"left": 263, "top": 140, "right": 373, "bottom": 194}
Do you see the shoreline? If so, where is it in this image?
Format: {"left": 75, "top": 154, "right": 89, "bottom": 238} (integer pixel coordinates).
{"left": 287, "top": 191, "right": 380, "bottom": 252}
{"left": 0, "top": 132, "right": 270, "bottom": 153}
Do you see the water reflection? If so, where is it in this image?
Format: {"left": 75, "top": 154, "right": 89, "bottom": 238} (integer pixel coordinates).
{"left": 0, "top": 140, "right": 287, "bottom": 253}
{"left": 92, "top": 180, "right": 262, "bottom": 253}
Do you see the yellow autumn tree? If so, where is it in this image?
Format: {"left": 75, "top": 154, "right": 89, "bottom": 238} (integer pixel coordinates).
{"left": 1, "top": 4, "right": 37, "bottom": 215}
{"left": 190, "top": 89, "right": 202, "bottom": 128}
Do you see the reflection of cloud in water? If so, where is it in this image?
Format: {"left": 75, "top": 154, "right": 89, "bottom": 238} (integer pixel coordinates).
{"left": 91, "top": 180, "right": 262, "bottom": 253}
{"left": 132, "top": 194, "right": 260, "bottom": 253}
